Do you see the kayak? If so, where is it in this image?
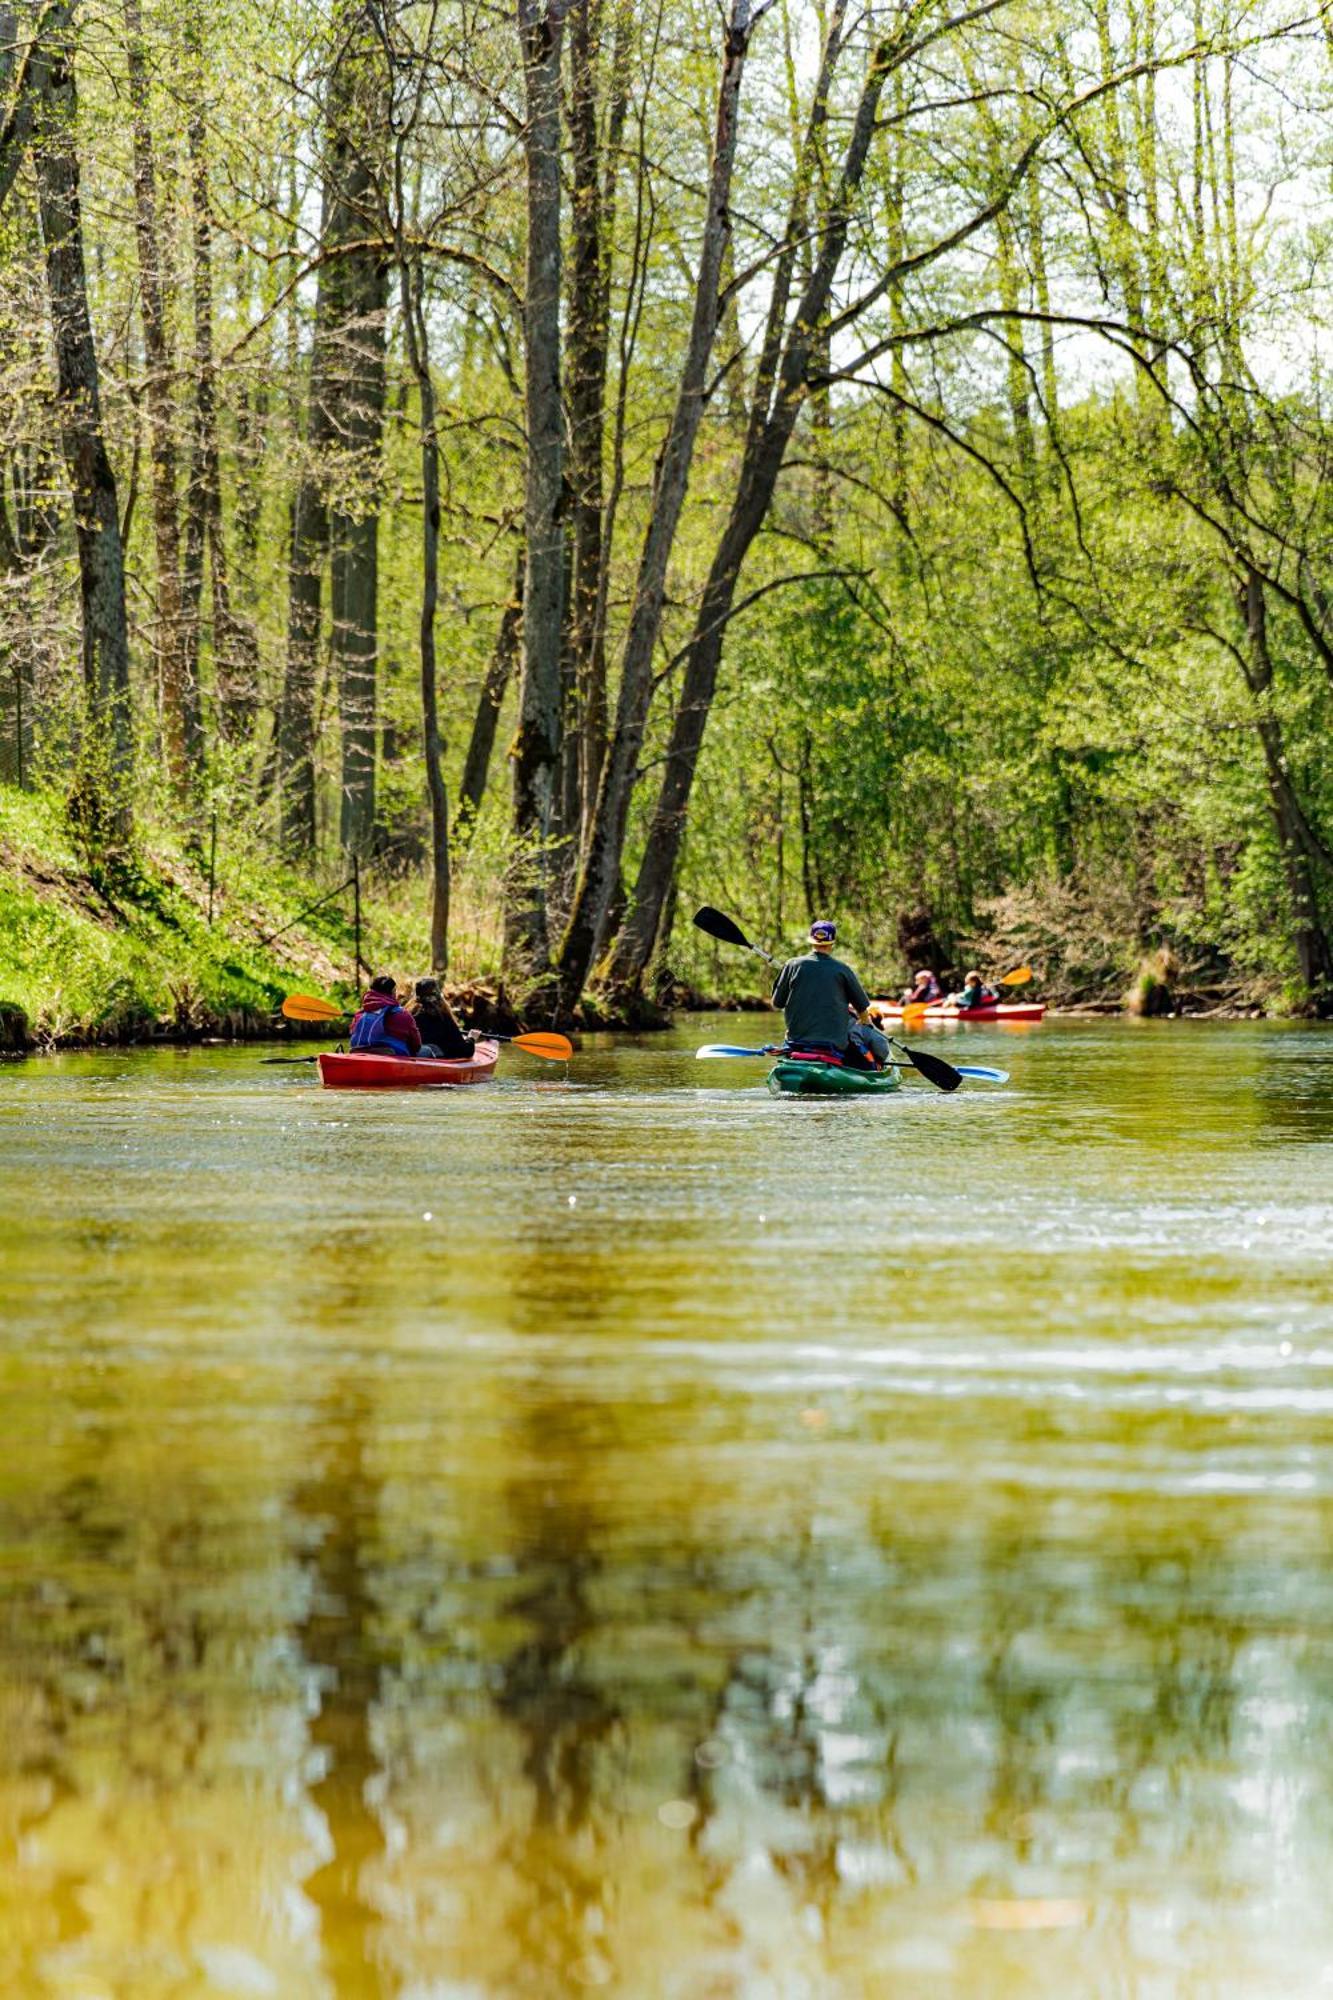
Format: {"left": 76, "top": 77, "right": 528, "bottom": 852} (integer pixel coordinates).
{"left": 872, "top": 1001, "right": 1046, "bottom": 1023}
{"left": 767, "top": 1056, "right": 902, "bottom": 1098}
{"left": 317, "top": 1040, "right": 500, "bottom": 1089}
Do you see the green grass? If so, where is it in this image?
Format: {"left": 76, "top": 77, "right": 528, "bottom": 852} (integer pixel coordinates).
{"left": 0, "top": 784, "right": 439, "bottom": 1045}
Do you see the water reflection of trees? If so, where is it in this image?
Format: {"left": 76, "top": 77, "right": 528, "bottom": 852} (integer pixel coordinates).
{"left": 6, "top": 1339, "right": 1333, "bottom": 1992}
{"left": 294, "top": 1380, "right": 390, "bottom": 1999}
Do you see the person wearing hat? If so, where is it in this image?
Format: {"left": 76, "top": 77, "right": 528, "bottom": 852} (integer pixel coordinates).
{"left": 901, "top": 967, "right": 942, "bottom": 1004}
{"left": 770, "top": 920, "right": 885, "bottom": 1071}
{"left": 950, "top": 968, "right": 996, "bottom": 1012}
{"left": 410, "top": 977, "right": 472, "bottom": 1059}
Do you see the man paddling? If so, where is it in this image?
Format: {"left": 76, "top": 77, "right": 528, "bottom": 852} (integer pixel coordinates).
{"left": 770, "top": 920, "right": 887, "bottom": 1071}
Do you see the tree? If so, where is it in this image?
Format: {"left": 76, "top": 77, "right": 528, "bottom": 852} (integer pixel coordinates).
{"left": 32, "top": 5, "right": 133, "bottom": 841}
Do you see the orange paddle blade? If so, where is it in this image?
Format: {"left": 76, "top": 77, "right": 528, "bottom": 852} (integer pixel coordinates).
{"left": 282, "top": 993, "right": 344, "bottom": 1022}
{"left": 509, "top": 1031, "right": 573, "bottom": 1060}
{"left": 900, "top": 1000, "right": 930, "bottom": 1024}
{"left": 999, "top": 965, "right": 1032, "bottom": 986}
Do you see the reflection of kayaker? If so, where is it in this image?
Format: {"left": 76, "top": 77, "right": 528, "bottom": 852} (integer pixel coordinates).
{"left": 771, "top": 919, "right": 888, "bottom": 1071}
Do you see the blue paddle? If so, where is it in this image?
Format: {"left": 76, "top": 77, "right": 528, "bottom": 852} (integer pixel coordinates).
{"left": 695, "top": 1045, "right": 1009, "bottom": 1083}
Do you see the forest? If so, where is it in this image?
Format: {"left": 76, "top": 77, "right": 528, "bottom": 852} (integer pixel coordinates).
{"left": 2, "top": 0, "right": 1332, "bottom": 1037}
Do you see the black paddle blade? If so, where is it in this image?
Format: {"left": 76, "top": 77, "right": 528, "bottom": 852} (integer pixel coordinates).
{"left": 693, "top": 904, "right": 753, "bottom": 952}
{"left": 260, "top": 1055, "right": 318, "bottom": 1064}
{"left": 898, "top": 1043, "right": 962, "bottom": 1092}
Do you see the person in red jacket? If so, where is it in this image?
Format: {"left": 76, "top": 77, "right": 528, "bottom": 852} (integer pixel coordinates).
{"left": 348, "top": 976, "right": 422, "bottom": 1058}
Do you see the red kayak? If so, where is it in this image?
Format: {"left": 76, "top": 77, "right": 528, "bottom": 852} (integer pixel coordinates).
{"left": 317, "top": 1040, "right": 500, "bottom": 1089}
{"left": 872, "top": 1001, "right": 1046, "bottom": 1023}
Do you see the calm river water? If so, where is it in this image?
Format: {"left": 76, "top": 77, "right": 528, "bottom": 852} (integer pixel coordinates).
{"left": 2, "top": 1017, "right": 1333, "bottom": 1998}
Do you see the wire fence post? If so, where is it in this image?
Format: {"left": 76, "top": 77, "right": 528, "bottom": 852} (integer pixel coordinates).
{"left": 352, "top": 852, "right": 363, "bottom": 985}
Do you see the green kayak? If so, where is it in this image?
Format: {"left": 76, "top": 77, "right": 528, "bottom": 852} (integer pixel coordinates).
{"left": 767, "top": 1057, "right": 903, "bottom": 1098}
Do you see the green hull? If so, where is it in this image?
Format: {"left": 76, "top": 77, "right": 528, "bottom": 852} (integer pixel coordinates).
{"left": 767, "top": 1058, "right": 903, "bottom": 1098}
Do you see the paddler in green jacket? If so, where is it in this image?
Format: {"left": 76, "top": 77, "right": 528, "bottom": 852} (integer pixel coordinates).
{"left": 771, "top": 919, "right": 888, "bottom": 1071}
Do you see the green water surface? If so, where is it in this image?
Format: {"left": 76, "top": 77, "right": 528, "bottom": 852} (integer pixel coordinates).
{"left": 2, "top": 1017, "right": 1332, "bottom": 1998}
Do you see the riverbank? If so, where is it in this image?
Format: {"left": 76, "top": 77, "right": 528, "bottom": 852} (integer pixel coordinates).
{"left": 0, "top": 782, "right": 1293, "bottom": 1055}
{"left": 0, "top": 785, "right": 677, "bottom": 1052}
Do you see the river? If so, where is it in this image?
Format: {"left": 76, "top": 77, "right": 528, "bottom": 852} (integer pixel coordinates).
{"left": 2, "top": 1017, "right": 1332, "bottom": 1997}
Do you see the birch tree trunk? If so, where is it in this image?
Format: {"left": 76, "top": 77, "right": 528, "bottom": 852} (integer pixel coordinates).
{"left": 553, "top": 0, "right": 761, "bottom": 1013}
{"left": 400, "top": 253, "right": 449, "bottom": 972}
{"left": 505, "top": 0, "right": 571, "bottom": 979}
{"left": 123, "top": 0, "right": 200, "bottom": 799}
{"left": 33, "top": 14, "right": 133, "bottom": 842}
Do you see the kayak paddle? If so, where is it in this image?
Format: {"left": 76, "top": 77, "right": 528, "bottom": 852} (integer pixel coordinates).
{"left": 692, "top": 906, "right": 777, "bottom": 967}
{"left": 693, "top": 906, "right": 967, "bottom": 1093}
{"left": 695, "top": 1044, "right": 1007, "bottom": 1082}
{"left": 282, "top": 994, "right": 344, "bottom": 1021}
{"left": 481, "top": 1031, "right": 573, "bottom": 1061}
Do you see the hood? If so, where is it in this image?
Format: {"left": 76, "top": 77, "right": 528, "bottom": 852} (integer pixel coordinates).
{"left": 360, "top": 990, "right": 398, "bottom": 1014}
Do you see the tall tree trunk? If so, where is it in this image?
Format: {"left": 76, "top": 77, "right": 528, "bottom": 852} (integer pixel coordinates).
{"left": 564, "top": 0, "right": 629, "bottom": 847}
{"left": 400, "top": 255, "right": 448, "bottom": 971}
{"left": 505, "top": 0, "right": 571, "bottom": 979}
{"left": 456, "top": 554, "right": 523, "bottom": 861}
{"left": 277, "top": 6, "right": 385, "bottom": 859}
{"left": 326, "top": 29, "right": 388, "bottom": 862}
{"left": 607, "top": 5, "right": 891, "bottom": 991}
{"left": 553, "top": 0, "right": 762, "bottom": 1013}
{"left": 123, "top": 0, "right": 199, "bottom": 798}
{"left": 1239, "top": 568, "right": 1333, "bottom": 995}
{"left": 33, "top": 15, "right": 133, "bottom": 842}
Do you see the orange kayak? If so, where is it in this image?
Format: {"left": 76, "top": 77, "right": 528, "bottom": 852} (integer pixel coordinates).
{"left": 872, "top": 1001, "right": 1046, "bottom": 1023}
{"left": 317, "top": 1040, "right": 500, "bottom": 1088}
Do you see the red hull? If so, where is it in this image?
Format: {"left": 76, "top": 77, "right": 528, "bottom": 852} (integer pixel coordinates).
{"left": 317, "top": 1041, "right": 500, "bottom": 1089}
{"left": 872, "top": 1001, "right": 1046, "bottom": 1023}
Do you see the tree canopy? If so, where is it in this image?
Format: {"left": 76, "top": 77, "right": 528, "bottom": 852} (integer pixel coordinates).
{"left": 1, "top": 0, "right": 1330, "bottom": 1018}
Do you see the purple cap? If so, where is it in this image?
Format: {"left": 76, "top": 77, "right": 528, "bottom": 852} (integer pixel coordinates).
{"left": 809, "top": 919, "right": 836, "bottom": 942}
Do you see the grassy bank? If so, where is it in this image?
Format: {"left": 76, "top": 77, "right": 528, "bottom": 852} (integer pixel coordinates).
{"left": 0, "top": 784, "right": 440, "bottom": 1049}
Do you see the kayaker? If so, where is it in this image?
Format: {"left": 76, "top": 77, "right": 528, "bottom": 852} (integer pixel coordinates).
{"left": 901, "top": 968, "right": 942, "bottom": 1004}
{"left": 951, "top": 969, "right": 997, "bottom": 1012}
{"left": 771, "top": 919, "right": 881, "bottom": 1071}
{"left": 411, "top": 977, "right": 472, "bottom": 1059}
{"left": 348, "top": 976, "right": 422, "bottom": 1057}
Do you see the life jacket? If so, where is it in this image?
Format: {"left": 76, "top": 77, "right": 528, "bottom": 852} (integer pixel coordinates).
{"left": 349, "top": 1003, "right": 413, "bottom": 1058}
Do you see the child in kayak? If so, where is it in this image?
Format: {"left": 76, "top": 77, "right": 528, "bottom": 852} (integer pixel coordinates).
{"left": 411, "top": 977, "right": 472, "bottom": 1059}
{"left": 771, "top": 919, "right": 886, "bottom": 1071}
{"left": 951, "top": 969, "right": 997, "bottom": 1011}
{"left": 348, "top": 976, "right": 422, "bottom": 1057}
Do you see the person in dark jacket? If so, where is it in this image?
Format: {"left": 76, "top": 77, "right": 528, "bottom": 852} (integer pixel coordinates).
{"left": 348, "top": 976, "right": 422, "bottom": 1057}
{"left": 411, "top": 977, "right": 472, "bottom": 1059}
{"left": 771, "top": 919, "right": 883, "bottom": 1070}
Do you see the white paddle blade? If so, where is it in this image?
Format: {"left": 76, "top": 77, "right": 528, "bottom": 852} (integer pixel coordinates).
{"left": 695, "top": 1044, "right": 772, "bottom": 1059}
